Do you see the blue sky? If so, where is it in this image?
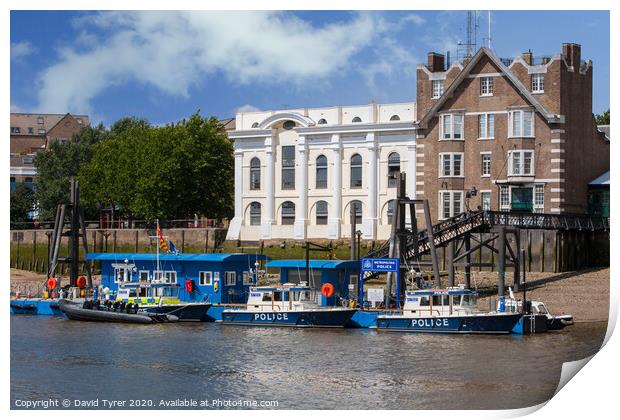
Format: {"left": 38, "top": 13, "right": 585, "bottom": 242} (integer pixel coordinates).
{"left": 10, "top": 10, "right": 610, "bottom": 126}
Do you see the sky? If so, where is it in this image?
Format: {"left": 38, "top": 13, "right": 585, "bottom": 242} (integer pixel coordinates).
{"left": 10, "top": 10, "right": 610, "bottom": 126}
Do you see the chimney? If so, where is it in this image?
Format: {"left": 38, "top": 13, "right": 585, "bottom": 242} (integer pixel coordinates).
{"left": 522, "top": 50, "right": 533, "bottom": 65}
{"left": 563, "top": 43, "right": 582, "bottom": 69}
{"left": 427, "top": 52, "right": 445, "bottom": 72}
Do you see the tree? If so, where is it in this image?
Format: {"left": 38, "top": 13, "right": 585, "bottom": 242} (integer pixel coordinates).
{"left": 595, "top": 109, "right": 610, "bottom": 125}
{"left": 79, "top": 114, "right": 234, "bottom": 222}
{"left": 33, "top": 124, "right": 107, "bottom": 221}
{"left": 10, "top": 185, "right": 36, "bottom": 229}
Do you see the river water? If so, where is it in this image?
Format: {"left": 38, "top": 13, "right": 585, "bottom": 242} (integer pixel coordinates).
{"left": 11, "top": 315, "right": 606, "bottom": 410}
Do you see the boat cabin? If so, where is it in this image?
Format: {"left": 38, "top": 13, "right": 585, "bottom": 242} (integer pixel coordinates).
{"left": 245, "top": 284, "right": 321, "bottom": 312}
{"left": 403, "top": 288, "right": 480, "bottom": 317}
{"left": 87, "top": 253, "right": 269, "bottom": 304}
{"left": 265, "top": 260, "right": 359, "bottom": 306}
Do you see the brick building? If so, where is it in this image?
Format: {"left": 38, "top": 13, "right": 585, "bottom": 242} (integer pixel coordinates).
{"left": 10, "top": 113, "right": 89, "bottom": 189}
{"left": 415, "top": 44, "right": 609, "bottom": 221}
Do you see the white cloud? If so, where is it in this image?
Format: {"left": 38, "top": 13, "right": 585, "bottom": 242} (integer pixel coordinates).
{"left": 10, "top": 104, "right": 22, "bottom": 113}
{"left": 35, "top": 11, "right": 385, "bottom": 114}
{"left": 11, "top": 41, "right": 36, "bottom": 60}
{"left": 236, "top": 104, "right": 261, "bottom": 113}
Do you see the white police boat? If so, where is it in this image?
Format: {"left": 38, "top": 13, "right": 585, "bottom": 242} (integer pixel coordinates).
{"left": 499, "top": 289, "right": 574, "bottom": 331}
{"left": 376, "top": 287, "right": 522, "bottom": 334}
{"left": 221, "top": 284, "right": 356, "bottom": 328}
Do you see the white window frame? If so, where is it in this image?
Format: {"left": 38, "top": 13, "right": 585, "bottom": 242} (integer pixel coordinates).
{"left": 138, "top": 270, "right": 150, "bottom": 282}
{"left": 432, "top": 80, "right": 444, "bottom": 99}
{"left": 225, "top": 271, "right": 236, "bottom": 286}
{"left": 439, "top": 113, "right": 464, "bottom": 140}
{"left": 243, "top": 271, "right": 253, "bottom": 285}
{"left": 480, "top": 191, "right": 492, "bottom": 211}
{"left": 508, "top": 150, "right": 535, "bottom": 176}
{"left": 534, "top": 184, "right": 545, "bottom": 213}
{"left": 480, "top": 77, "right": 493, "bottom": 96}
{"left": 499, "top": 186, "right": 510, "bottom": 210}
{"left": 164, "top": 271, "right": 177, "bottom": 284}
{"left": 153, "top": 270, "right": 165, "bottom": 282}
{"left": 480, "top": 152, "right": 491, "bottom": 177}
{"left": 508, "top": 110, "right": 535, "bottom": 138}
{"left": 532, "top": 74, "right": 544, "bottom": 93}
{"left": 438, "top": 190, "right": 464, "bottom": 220}
{"left": 439, "top": 153, "right": 464, "bottom": 177}
{"left": 199, "top": 271, "right": 213, "bottom": 286}
{"left": 478, "top": 113, "right": 495, "bottom": 139}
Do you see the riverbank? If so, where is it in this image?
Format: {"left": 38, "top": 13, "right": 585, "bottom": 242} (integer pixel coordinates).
{"left": 10, "top": 269, "right": 101, "bottom": 295}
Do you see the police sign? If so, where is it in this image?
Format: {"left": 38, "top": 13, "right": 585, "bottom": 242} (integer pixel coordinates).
{"left": 361, "top": 258, "right": 399, "bottom": 272}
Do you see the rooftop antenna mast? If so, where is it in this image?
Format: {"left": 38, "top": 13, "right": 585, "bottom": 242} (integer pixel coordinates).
{"left": 458, "top": 11, "right": 479, "bottom": 60}
{"left": 483, "top": 10, "right": 492, "bottom": 49}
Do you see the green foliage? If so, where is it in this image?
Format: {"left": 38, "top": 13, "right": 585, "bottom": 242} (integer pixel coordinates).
{"left": 78, "top": 113, "right": 234, "bottom": 221}
{"left": 10, "top": 185, "right": 36, "bottom": 228}
{"left": 33, "top": 124, "right": 107, "bottom": 220}
{"left": 595, "top": 109, "right": 610, "bottom": 125}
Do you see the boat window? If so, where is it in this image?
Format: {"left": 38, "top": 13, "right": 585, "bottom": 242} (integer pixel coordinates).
{"left": 462, "top": 295, "right": 477, "bottom": 307}
{"left": 432, "top": 295, "right": 443, "bottom": 306}
{"left": 128, "top": 289, "right": 137, "bottom": 297}
{"left": 153, "top": 270, "right": 165, "bottom": 281}
{"left": 298, "top": 291, "right": 311, "bottom": 301}
{"left": 282, "top": 292, "right": 289, "bottom": 301}
{"left": 273, "top": 291, "right": 282, "bottom": 301}
{"left": 138, "top": 270, "right": 149, "bottom": 282}
{"left": 443, "top": 295, "right": 450, "bottom": 306}
{"left": 451, "top": 295, "right": 461, "bottom": 306}
{"left": 419, "top": 296, "right": 430, "bottom": 306}
{"left": 261, "top": 292, "right": 272, "bottom": 302}
{"left": 114, "top": 268, "right": 123, "bottom": 284}
{"left": 139, "top": 287, "right": 149, "bottom": 297}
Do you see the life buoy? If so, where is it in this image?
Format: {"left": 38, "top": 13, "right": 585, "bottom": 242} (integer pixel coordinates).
{"left": 76, "top": 276, "right": 87, "bottom": 288}
{"left": 321, "top": 283, "right": 335, "bottom": 298}
{"left": 47, "top": 277, "right": 57, "bottom": 290}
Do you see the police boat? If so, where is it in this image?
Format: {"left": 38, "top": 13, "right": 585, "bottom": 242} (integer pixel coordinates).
{"left": 221, "top": 284, "right": 356, "bottom": 327}
{"left": 499, "top": 289, "right": 574, "bottom": 331}
{"left": 376, "top": 287, "right": 522, "bottom": 334}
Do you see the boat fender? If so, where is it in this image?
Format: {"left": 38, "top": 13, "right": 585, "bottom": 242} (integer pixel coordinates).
{"left": 321, "top": 283, "right": 335, "bottom": 298}
{"left": 185, "top": 279, "right": 194, "bottom": 293}
{"left": 76, "top": 276, "right": 87, "bottom": 288}
{"left": 47, "top": 277, "right": 57, "bottom": 290}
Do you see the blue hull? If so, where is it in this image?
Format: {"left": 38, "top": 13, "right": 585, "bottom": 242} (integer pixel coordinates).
{"left": 143, "top": 303, "right": 212, "bottom": 322}
{"left": 10, "top": 299, "right": 63, "bottom": 316}
{"left": 377, "top": 313, "right": 522, "bottom": 334}
{"left": 222, "top": 309, "right": 356, "bottom": 328}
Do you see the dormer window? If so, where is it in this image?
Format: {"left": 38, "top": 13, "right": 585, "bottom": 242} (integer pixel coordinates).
{"left": 389, "top": 115, "right": 400, "bottom": 121}
{"left": 251, "top": 122, "right": 259, "bottom": 128}
{"left": 532, "top": 74, "right": 544, "bottom": 93}
{"left": 432, "top": 80, "right": 444, "bottom": 99}
{"left": 480, "top": 77, "right": 493, "bottom": 96}
{"left": 317, "top": 118, "right": 327, "bottom": 125}
{"left": 439, "top": 113, "right": 464, "bottom": 140}
{"left": 352, "top": 116, "right": 362, "bottom": 123}
{"left": 282, "top": 120, "right": 296, "bottom": 130}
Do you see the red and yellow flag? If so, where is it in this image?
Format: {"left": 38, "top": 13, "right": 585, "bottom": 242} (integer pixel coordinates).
{"left": 157, "top": 222, "right": 169, "bottom": 253}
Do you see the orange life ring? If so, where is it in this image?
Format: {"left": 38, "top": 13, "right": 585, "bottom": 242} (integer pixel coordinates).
{"left": 76, "top": 276, "right": 87, "bottom": 288}
{"left": 47, "top": 277, "right": 57, "bottom": 289}
{"left": 321, "top": 283, "right": 335, "bottom": 298}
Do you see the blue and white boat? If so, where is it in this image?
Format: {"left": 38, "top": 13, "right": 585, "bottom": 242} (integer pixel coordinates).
{"left": 376, "top": 288, "right": 521, "bottom": 334}
{"left": 222, "top": 284, "right": 356, "bottom": 328}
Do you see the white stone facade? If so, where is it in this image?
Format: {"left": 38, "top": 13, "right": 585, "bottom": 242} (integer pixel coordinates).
{"left": 226, "top": 102, "right": 417, "bottom": 241}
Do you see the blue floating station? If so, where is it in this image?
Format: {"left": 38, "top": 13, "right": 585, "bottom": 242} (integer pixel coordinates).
{"left": 87, "top": 253, "right": 269, "bottom": 320}
{"left": 265, "top": 259, "right": 359, "bottom": 306}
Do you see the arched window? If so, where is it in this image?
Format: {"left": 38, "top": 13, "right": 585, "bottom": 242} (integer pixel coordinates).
{"left": 251, "top": 122, "right": 259, "bottom": 128}
{"left": 388, "top": 152, "right": 400, "bottom": 188}
{"left": 390, "top": 115, "right": 401, "bottom": 121}
{"left": 316, "top": 155, "right": 328, "bottom": 189}
{"left": 349, "top": 200, "right": 363, "bottom": 225}
{"left": 250, "top": 157, "right": 261, "bottom": 190}
{"left": 317, "top": 118, "right": 327, "bottom": 125}
{"left": 282, "top": 120, "right": 296, "bottom": 130}
{"left": 281, "top": 201, "right": 295, "bottom": 225}
{"left": 249, "top": 202, "right": 261, "bottom": 226}
{"left": 352, "top": 116, "right": 362, "bottom": 123}
{"left": 316, "top": 201, "right": 328, "bottom": 225}
{"left": 350, "top": 154, "right": 362, "bottom": 188}
{"left": 386, "top": 200, "right": 395, "bottom": 225}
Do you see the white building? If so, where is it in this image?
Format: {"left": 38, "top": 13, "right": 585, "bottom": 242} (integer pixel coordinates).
{"left": 226, "top": 102, "right": 418, "bottom": 241}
